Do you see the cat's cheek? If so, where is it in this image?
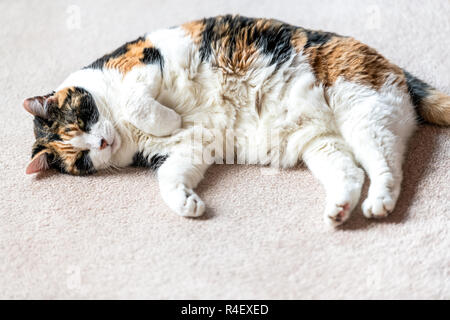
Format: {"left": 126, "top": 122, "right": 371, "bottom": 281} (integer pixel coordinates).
{"left": 89, "top": 148, "right": 113, "bottom": 170}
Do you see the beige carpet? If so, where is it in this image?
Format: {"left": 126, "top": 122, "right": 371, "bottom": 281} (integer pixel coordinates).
{"left": 1, "top": 0, "right": 449, "bottom": 299}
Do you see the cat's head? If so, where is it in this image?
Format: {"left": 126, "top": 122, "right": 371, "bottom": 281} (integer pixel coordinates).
{"left": 24, "top": 86, "right": 121, "bottom": 175}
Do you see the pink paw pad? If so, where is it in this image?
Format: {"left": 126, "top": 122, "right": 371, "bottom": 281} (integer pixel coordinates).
{"left": 329, "top": 203, "right": 350, "bottom": 223}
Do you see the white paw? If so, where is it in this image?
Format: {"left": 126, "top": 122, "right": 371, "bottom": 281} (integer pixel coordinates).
{"left": 179, "top": 191, "right": 205, "bottom": 217}
{"left": 362, "top": 192, "right": 395, "bottom": 219}
{"left": 164, "top": 186, "right": 205, "bottom": 218}
{"left": 323, "top": 182, "right": 362, "bottom": 227}
{"left": 324, "top": 202, "right": 351, "bottom": 227}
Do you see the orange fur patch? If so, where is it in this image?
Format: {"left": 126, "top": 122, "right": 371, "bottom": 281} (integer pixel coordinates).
{"left": 290, "top": 29, "right": 308, "bottom": 51}
{"left": 49, "top": 141, "right": 80, "bottom": 174}
{"left": 105, "top": 38, "right": 154, "bottom": 74}
{"left": 57, "top": 124, "right": 81, "bottom": 139}
{"left": 181, "top": 20, "right": 205, "bottom": 44}
{"left": 216, "top": 40, "right": 259, "bottom": 76}
{"left": 296, "top": 37, "right": 405, "bottom": 90}
{"left": 54, "top": 88, "right": 71, "bottom": 107}
{"left": 212, "top": 18, "right": 265, "bottom": 75}
{"left": 253, "top": 18, "right": 283, "bottom": 33}
{"left": 421, "top": 89, "right": 450, "bottom": 125}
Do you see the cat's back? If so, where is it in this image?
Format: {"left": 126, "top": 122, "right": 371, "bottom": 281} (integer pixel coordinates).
{"left": 149, "top": 16, "right": 328, "bottom": 124}
{"left": 180, "top": 15, "right": 304, "bottom": 73}
{"left": 63, "top": 15, "right": 415, "bottom": 168}
{"left": 79, "top": 15, "right": 406, "bottom": 136}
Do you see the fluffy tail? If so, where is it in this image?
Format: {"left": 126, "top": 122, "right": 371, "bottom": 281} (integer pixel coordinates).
{"left": 403, "top": 70, "right": 450, "bottom": 126}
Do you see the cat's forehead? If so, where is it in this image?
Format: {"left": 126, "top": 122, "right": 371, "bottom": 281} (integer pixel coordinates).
{"left": 33, "top": 86, "right": 98, "bottom": 134}
{"left": 53, "top": 86, "right": 91, "bottom": 110}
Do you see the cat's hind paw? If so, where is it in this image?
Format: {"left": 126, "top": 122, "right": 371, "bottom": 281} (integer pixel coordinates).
{"left": 323, "top": 185, "right": 361, "bottom": 227}
{"left": 324, "top": 202, "right": 351, "bottom": 227}
{"left": 362, "top": 192, "right": 395, "bottom": 219}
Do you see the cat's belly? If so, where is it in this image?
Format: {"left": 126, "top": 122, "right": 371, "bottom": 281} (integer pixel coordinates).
{"left": 224, "top": 70, "right": 334, "bottom": 168}
{"left": 158, "top": 57, "right": 335, "bottom": 168}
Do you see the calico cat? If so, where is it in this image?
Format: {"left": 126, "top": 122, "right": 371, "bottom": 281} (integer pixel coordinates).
{"left": 23, "top": 15, "right": 450, "bottom": 226}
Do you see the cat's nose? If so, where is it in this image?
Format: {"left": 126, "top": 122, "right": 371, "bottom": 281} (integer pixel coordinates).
{"left": 99, "top": 138, "right": 108, "bottom": 150}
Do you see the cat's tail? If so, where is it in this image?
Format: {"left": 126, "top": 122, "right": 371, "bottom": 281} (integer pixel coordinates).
{"left": 404, "top": 70, "right": 450, "bottom": 126}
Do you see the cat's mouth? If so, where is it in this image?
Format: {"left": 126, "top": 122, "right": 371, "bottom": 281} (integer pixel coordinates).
{"left": 97, "top": 121, "right": 122, "bottom": 154}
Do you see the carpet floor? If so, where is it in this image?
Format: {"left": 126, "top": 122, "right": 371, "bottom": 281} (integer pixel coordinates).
{"left": 0, "top": 0, "right": 448, "bottom": 299}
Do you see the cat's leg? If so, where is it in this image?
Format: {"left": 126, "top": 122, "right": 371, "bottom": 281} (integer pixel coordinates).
{"left": 125, "top": 97, "right": 182, "bottom": 136}
{"left": 336, "top": 93, "right": 416, "bottom": 219}
{"left": 121, "top": 75, "right": 182, "bottom": 136}
{"left": 157, "top": 151, "right": 210, "bottom": 217}
{"left": 302, "top": 136, "right": 365, "bottom": 227}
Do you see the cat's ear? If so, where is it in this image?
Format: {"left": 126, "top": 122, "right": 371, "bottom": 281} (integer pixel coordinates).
{"left": 23, "top": 93, "right": 55, "bottom": 118}
{"left": 26, "top": 150, "right": 50, "bottom": 174}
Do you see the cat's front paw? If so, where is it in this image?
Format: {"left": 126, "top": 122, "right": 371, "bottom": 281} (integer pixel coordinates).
{"left": 179, "top": 191, "right": 205, "bottom": 217}
{"left": 162, "top": 185, "right": 205, "bottom": 217}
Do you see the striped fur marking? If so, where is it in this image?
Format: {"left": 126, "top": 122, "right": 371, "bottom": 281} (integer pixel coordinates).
{"left": 85, "top": 36, "right": 164, "bottom": 74}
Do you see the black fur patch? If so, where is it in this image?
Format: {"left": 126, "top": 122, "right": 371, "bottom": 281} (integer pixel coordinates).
{"left": 304, "top": 30, "right": 337, "bottom": 48}
{"left": 84, "top": 36, "right": 164, "bottom": 72}
{"left": 31, "top": 143, "right": 47, "bottom": 158}
{"left": 74, "top": 87, "right": 99, "bottom": 131}
{"left": 199, "top": 17, "right": 217, "bottom": 62}
{"left": 84, "top": 37, "right": 145, "bottom": 70}
{"left": 33, "top": 117, "right": 61, "bottom": 141}
{"left": 199, "top": 15, "right": 295, "bottom": 67}
{"left": 74, "top": 150, "right": 96, "bottom": 175}
{"left": 142, "top": 47, "right": 164, "bottom": 71}
{"left": 45, "top": 153, "right": 65, "bottom": 174}
{"left": 403, "top": 70, "right": 431, "bottom": 109}
{"left": 256, "top": 22, "right": 295, "bottom": 66}
{"left": 132, "top": 152, "right": 167, "bottom": 170}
